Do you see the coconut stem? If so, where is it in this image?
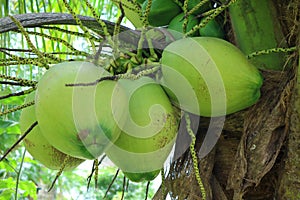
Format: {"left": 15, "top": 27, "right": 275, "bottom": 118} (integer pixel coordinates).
{"left": 65, "top": 65, "right": 160, "bottom": 87}
{"left": 87, "top": 154, "right": 106, "bottom": 190}
{"left": 94, "top": 158, "right": 99, "bottom": 189}
{"left": 62, "top": 0, "right": 96, "bottom": 54}
{"left": 103, "top": 168, "right": 120, "bottom": 199}
{"left": 184, "top": 113, "right": 206, "bottom": 199}
{"left": 48, "top": 155, "right": 71, "bottom": 192}
{"left": 8, "top": 15, "right": 50, "bottom": 69}
{"left": 0, "top": 101, "right": 34, "bottom": 117}
{"left": 121, "top": 175, "right": 126, "bottom": 200}
{"left": 247, "top": 46, "right": 297, "bottom": 59}
{"left": 145, "top": 181, "right": 150, "bottom": 200}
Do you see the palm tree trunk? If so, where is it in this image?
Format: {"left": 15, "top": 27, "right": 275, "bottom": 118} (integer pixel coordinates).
{"left": 154, "top": 0, "right": 299, "bottom": 199}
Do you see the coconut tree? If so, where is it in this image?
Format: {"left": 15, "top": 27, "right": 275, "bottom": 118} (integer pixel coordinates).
{"left": 0, "top": 0, "right": 299, "bottom": 199}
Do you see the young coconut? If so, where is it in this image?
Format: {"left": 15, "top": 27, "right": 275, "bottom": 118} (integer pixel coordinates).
{"left": 167, "top": 13, "right": 199, "bottom": 40}
{"left": 105, "top": 77, "right": 179, "bottom": 182}
{"left": 186, "top": 0, "right": 211, "bottom": 15}
{"left": 19, "top": 92, "right": 84, "bottom": 170}
{"left": 142, "top": 0, "right": 181, "bottom": 27}
{"left": 199, "top": 18, "right": 225, "bottom": 39}
{"left": 161, "top": 37, "right": 263, "bottom": 117}
{"left": 35, "top": 61, "right": 126, "bottom": 160}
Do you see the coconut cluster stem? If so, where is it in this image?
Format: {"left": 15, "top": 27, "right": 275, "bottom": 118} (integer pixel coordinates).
{"left": 62, "top": 0, "right": 96, "bottom": 54}
{"left": 0, "top": 88, "right": 35, "bottom": 101}
{"left": 145, "top": 33, "right": 158, "bottom": 60}
{"left": 87, "top": 155, "right": 106, "bottom": 190}
{"left": 184, "top": 113, "right": 206, "bottom": 199}
{"left": 247, "top": 46, "right": 297, "bottom": 59}
{"left": 0, "top": 101, "right": 34, "bottom": 117}
{"left": 103, "top": 169, "right": 120, "bottom": 199}
{"left": 82, "top": 0, "right": 112, "bottom": 39}
{"left": 145, "top": 181, "right": 150, "bottom": 200}
{"left": 136, "top": 0, "right": 152, "bottom": 58}
{"left": 48, "top": 155, "right": 71, "bottom": 192}
{"left": 121, "top": 176, "right": 126, "bottom": 200}
{"left": 65, "top": 65, "right": 160, "bottom": 87}
{"left": 182, "top": 0, "right": 189, "bottom": 35}
{"left": 0, "top": 48, "right": 40, "bottom": 65}
{"left": 9, "top": 16, "right": 49, "bottom": 69}
{"left": 187, "top": 0, "right": 210, "bottom": 16}
{"left": 0, "top": 74, "right": 37, "bottom": 87}
{"left": 7, "top": 16, "right": 66, "bottom": 65}
{"left": 94, "top": 158, "right": 99, "bottom": 188}
{"left": 186, "top": 0, "right": 238, "bottom": 37}
{"left": 0, "top": 58, "right": 48, "bottom": 68}
{"left": 13, "top": 30, "right": 88, "bottom": 58}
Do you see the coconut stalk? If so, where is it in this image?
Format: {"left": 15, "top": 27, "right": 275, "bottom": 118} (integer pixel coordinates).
{"left": 112, "top": 0, "right": 143, "bottom": 28}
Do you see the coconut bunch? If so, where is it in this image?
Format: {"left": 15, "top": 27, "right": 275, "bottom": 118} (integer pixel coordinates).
{"left": 19, "top": 0, "right": 264, "bottom": 183}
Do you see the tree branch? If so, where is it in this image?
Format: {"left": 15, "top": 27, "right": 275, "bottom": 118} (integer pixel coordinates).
{"left": 0, "top": 13, "right": 141, "bottom": 46}
{"left": 0, "top": 13, "right": 168, "bottom": 50}
{"left": 0, "top": 13, "right": 123, "bottom": 34}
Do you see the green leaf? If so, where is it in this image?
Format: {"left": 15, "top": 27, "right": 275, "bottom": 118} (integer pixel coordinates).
{"left": 0, "top": 161, "right": 16, "bottom": 173}
{"left": 0, "top": 120, "right": 20, "bottom": 135}
{"left": 0, "top": 188, "right": 14, "bottom": 200}
{"left": 0, "top": 177, "right": 14, "bottom": 188}
{"left": 19, "top": 180, "right": 37, "bottom": 199}
{"left": 5, "top": 123, "right": 20, "bottom": 135}
{"left": 0, "top": 178, "right": 37, "bottom": 200}
{"left": 0, "top": 119, "right": 15, "bottom": 129}
{"left": 0, "top": 88, "right": 26, "bottom": 105}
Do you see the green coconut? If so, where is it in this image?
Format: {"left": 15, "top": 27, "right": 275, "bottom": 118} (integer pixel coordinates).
{"left": 161, "top": 37, "right": 263, "bottom": 117}
{"left": 187, "top": 0, "right": 211, "bottom": 15}
{"left": 168, "top": 12, "right": 199, "bottom": 40}
{"left": 105, "top": 77, "right": 179, "bottom": 182}
{"left": 199, "top": 18, "right": 225, "bottom": 39}
{"left": 142, "top": 0, "right": 181, "bottom": 27}
{"left": 35, "top": 61, "right": 126, "bottom": 160}
{"left": 123, "top": 170, "right": 160, "bottom": 182}
{"left": 19, "top": 92, "right": 84, "bottom": 170}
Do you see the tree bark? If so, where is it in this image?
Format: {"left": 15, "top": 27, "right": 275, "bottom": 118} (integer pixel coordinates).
{"left": 277, "top": 54, "right": 300, "bottom": 199}
{"left": 153, "top": 0, "right": 299, "bottom": 199}
{"left": 153, "top": 68, "right": 297, "bottom": 200}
